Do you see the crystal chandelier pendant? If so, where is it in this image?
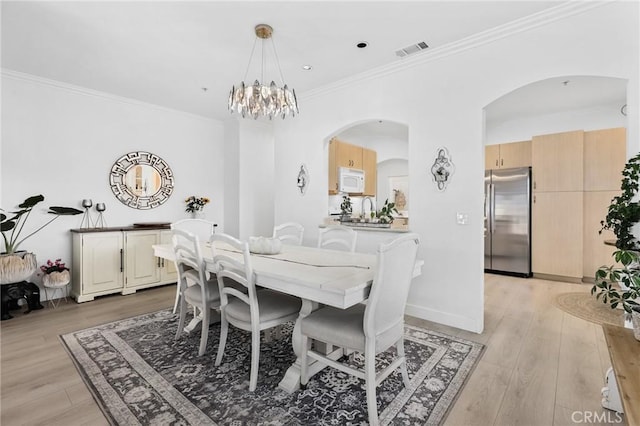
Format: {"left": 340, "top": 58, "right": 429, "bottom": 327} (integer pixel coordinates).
{"left": 228, "top": 24, "right": 299, "bottom": 120}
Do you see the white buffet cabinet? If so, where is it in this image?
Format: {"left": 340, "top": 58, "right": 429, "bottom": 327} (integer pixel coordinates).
{"left": 71, "top": 226, "right": 177, "bottom": 302}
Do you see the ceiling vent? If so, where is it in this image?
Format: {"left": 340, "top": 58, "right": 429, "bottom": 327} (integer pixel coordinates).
{"left": 395, "top": 41, "right": 429, "bottom": 58}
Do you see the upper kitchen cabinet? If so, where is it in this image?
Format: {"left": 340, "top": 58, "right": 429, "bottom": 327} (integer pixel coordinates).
{"left": 328, "top": 138, "right": 376, "bottom": 196}
{"left": 583, "top": 127, "right": 626, "bottom": 191}
{"left": 485, "top": 140, "right": 531, "bottom": 170}
{"left": 532, "top": 130, "right": 584, "bottom": 192}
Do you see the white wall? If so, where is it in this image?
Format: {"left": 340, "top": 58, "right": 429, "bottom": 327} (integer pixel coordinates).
{"left": 273, "top": 1, "right": 640, "bottom": 333}
{"left": 486, "top": 102, "right": 627, "bottom": 144}
{"left": 1, "top": 72, "right": 225, "bottom": 296}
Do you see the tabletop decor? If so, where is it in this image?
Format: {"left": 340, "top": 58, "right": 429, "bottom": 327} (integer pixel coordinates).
{"left": 430, "top": 147, "right": 455, "bottom": 191}
{"left": 94, "top": 203, "right": 107, "bottom": 228}
{"left": 40, "top": 258, "right": 71, "bottom": 308}
{"left": 80, "top": 199, "right": 93, "bottom": 229}
{"left": 61, "top": 309, "right": 483, "bottom": 425}
{"left": 184, "top": 196, "right": 210, "bottom": 218}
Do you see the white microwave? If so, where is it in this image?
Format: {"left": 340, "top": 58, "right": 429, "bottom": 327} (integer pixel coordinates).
{"left": 339, "top": 167, "right": 365, "bottom": 193}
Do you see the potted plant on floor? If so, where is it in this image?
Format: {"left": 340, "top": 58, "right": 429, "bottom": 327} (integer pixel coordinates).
{"left": 592, "top": 153, "right": 640, "bottom": 336}
{"left": 1, "top": 195, "right": 82, "bottom": 283}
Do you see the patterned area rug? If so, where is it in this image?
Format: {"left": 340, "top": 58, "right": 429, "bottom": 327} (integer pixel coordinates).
{"left": 61, "top": 310, "right": 484, "bottom": 425}
{"left": 554, "top": 292, "right": 625, "bottom": 327}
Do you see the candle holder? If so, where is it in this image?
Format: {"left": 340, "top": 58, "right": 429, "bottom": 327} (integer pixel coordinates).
{"left": 95, "top": 203, "right": 107, "bottom": 228}
{"left": 80, "top": 199, "right": 93, "bottom": 228}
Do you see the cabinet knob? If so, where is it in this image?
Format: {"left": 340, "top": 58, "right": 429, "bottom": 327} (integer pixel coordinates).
{"left": 495, "top": 159, "right": 498, "bottom": 167}
{"left": 501, "top": 159, "right": 503, "bottom": 166}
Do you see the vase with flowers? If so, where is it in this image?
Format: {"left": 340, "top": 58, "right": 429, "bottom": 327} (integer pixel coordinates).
{"left": 185, "top": 196, "right": 210, "bottom": 218}
{"left": 40, "top": 258, "right": 70, "bottom": 288}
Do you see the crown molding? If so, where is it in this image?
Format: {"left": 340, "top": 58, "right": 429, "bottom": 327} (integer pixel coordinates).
{"left": 1, "top": 68, "right": 219, "bottom": 123}
{"left": 301, "top": 1, "right": 611, "bottom": 101}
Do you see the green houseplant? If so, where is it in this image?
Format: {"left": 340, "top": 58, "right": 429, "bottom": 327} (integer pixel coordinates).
{"left": 1, "top": 195, "right": 82, "bottom": 254}
{"left": 340, "top": 195, "right": 352, "bottom": 221}
{"left": 592, "top": 153, "right": 640, "bottom": 332}
{"left": 376, "top": 199, "right": 398, "bottom": 224}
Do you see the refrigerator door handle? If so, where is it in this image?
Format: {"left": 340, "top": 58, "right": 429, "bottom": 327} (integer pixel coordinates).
{"left": 490, "top": 183, "right": 496, "bottom": 234}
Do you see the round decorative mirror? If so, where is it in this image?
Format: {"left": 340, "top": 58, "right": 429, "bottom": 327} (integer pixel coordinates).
{"left": 109, "top": 151, "right": 174, "bottom": 209}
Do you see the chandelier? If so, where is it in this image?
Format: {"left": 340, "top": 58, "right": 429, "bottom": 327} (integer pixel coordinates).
{"left": 228, "top": 24, "right": 299, "bottom": 120}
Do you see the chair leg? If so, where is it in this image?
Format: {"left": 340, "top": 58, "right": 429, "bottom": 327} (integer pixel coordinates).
{"left": 249, "top": 327, "right": 261, "bottom": 391}
{"left": 364, "top": 341, "right": 379, "bottom": 426}
{"left": 172, "top": 282, "right": 181, "bottom": 314}
{"left": 215, "top": 314, "right": 228, "bottom": 366}
{"left": 300, "top": 334, "right": 309, "bottom": 386}
{"left": 198, "top": 306, "right": 210, "bottom": 356}
{"left": 175, "top": 295, "right": 187, "bottom": 340}
{"left": 396, "top": 338, "right": 410, "bottom": 388}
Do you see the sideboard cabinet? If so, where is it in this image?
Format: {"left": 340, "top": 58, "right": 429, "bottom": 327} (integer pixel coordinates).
{"left": 71, "top": 226, "right": 176, "bottom": 302}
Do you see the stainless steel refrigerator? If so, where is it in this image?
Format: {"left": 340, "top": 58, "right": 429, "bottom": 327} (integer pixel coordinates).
{"left": 484, "top": 167, "right": 532, "bottom": 277}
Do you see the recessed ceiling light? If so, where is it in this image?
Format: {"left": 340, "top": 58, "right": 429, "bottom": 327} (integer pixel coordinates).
{"left": 302, "top": 65, "right": 312, "bottom": 71}
{"left": 356, "top": 41, "right": 368, "bottom": 49}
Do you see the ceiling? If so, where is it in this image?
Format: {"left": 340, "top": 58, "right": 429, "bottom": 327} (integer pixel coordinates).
{"left": 5, "top": 1, "right": 617, "bottom": 122}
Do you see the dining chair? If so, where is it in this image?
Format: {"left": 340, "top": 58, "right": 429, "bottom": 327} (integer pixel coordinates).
{"left": 272, "top": 222, "right": 304, "bottom": 245}
{"left": 172, "top": 228, "right": 221, "bottom": 356}
{"left": 300, "top": 233, "right": 420, "bottom": 425}
{"left": 170, "top": 219, "right": 217, "bottom": 313}
{"left": 212, "top": 232, "right": 302, "bottom": 391}
{"left": 317, "top": 225, "right": 357, "bottom": 252}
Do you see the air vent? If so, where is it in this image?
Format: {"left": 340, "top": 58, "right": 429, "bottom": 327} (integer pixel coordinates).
{"left": 395, "top": 41, "right": 429, "bottom": 58}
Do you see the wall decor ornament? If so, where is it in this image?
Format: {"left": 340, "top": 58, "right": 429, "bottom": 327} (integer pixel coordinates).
{"left": 95, "top": 203, "right": 107, "bottom": 228}
{"left": 297, "top": 164, "right": 309, "bottom": 195}
{"left": 430, "top": 147, "right": 455, "bottom": 191}
{"left": 109, "top": 152, "right": 174, "bottom": 210}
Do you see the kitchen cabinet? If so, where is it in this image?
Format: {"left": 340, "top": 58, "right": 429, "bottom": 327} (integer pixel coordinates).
{"left": 532, "top": 191, "right": 584, "bottom": 279}
{"left": 71, "top": 226, "right": 176, "bottom": 303}
{"left": 532, "top": 130, "right": 584, "bottom": 192}
{"left": 583, "top": 127, "right": 626, "bottom": 191}
{"left": 583, "top": 191, "right": 619, "bottom": 279}
{"left": 328, "top": 138, "right": 377, "bottom": 196}
{"left": 485, "top": 140, "right": 531, "bottom": 170}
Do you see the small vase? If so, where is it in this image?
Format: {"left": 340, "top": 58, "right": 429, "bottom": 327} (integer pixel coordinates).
{"left": 190, "top": 210, "right": 205, "bottom": 219}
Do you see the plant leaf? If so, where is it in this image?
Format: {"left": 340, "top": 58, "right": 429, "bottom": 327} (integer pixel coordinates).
{"left": 48, "top": 206, "right": 83, "bottom": 215}
{"left": 18, "top": 195, "right": 44, "bottom": 209}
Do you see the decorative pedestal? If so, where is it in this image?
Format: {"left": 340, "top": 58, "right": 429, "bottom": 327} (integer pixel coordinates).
{"left": 1, "top": 281, "right": 44, "bottom": 320}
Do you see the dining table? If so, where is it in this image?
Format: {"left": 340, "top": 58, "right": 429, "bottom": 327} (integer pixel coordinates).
{"left": 153, "top": 240, "right": 423, "bottom": 393}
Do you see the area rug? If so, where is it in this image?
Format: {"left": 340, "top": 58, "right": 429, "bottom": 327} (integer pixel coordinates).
{"left": 554, "top": 292, "right": 625, "bottom": 327}
{"left": 61, "top": 310, "right": 484, "bottom": 425}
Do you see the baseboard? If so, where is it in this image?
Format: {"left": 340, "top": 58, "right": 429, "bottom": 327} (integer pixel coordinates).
{"left": 532, "top": 273, "right": 583, "bottom": 284}
{"left": 405, "top": 303, "right": 484, "bottom": 334}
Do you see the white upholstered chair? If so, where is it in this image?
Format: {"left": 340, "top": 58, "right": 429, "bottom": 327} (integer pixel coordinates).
{"left": 317, "top": 225, "right": 357, "bottom": 252}
{"left": 172, "top": 228, "right": 221, "bottom": 356}
{"left": 212, "top": 233, "right": 302, "bottom": 391}
{"left": 272, "top": 222, "right": 304, "bottom": 246}
{"left": 300, "top": 233, "right": 420, "bottom": 425}
{"left": 170, "top": 219, "right": 217, "bottom": 313}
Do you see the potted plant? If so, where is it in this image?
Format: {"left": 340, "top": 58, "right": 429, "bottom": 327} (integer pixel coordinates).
{"left": 340, "top": 195, "right": 352, "bottom": 222}
{"left": 375, "top": 199, "right": 398, "bottom": 224}
{"left": 1, "top": 195, "right": 81, "bottom": 284}
{"left": 593, "top": 153, "right": 640, "bottom": 334}
{"left": 184, "top": 196, "right": 210, "bottom": 218}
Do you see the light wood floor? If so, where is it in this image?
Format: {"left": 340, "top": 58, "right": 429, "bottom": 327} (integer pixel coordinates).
{"left": 0, "top": 276, "right": 620, "bottom": 425}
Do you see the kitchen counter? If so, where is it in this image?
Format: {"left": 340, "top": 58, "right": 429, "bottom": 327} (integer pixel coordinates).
{"left": 321, "top": 217, "right": 410, "bottom": 233}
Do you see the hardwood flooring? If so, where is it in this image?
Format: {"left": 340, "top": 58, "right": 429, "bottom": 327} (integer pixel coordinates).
{"left": 0, "top": 276, "right": 621, "bottom": 425}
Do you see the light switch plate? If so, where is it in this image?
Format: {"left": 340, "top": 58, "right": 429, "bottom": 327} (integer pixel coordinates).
{"left": 456, "top": 212, "right": 468, "bottom": 225}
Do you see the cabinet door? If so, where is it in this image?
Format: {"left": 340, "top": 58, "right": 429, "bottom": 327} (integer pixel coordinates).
{"left": 81, "top": 233, "right": 123, "bottom": 294}
{"left": 532, "top": 130, "right": 584, "bottom": 192}
{"left": 336, "top": 140, "right": 363, "bottom": 169}
{"left": 362, "top": 148, "right": 377, "bottom": 196}
{"left": 160, "top": 230, "right": 178, "bottom": 283}
{"left": 485, "top": 145, "right": 500, "bottom": 170}
{"left": 583, "top": 128, "right": 626, "bottom": 191}
{"left": 125, "top": 231, "right": 160, "bottom": 288}
{"left": 532, "top": 191, "right": 583, "bottom": 278}
{"left": 500, "top": 140, "right": 531, "bottom": 169}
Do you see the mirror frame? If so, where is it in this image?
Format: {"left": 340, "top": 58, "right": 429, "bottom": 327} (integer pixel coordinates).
{"left": 109, "top": 151, "right": 174, "bottom": 209}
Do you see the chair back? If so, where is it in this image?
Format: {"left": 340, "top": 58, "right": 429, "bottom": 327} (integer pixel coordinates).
{"left": 364, "top": 233, "right": 420, "bottom": 340}
{"left": 210, "top": 233, "right": 258, "bottom": 317}
{"left": 171, "top": 228, "right": 210, "bottom": 298}
{"left": 171, "top": 219, "right": 217, "bottom": 241}
{"left": 317, "top": 225, "right": 357, "bottom": 252}
{"left": 273, "top": 222, "right": 304, "bottom": 245}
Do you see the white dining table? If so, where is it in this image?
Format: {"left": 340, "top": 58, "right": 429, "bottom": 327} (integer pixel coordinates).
{"left": 153, "top": 241, "right": 422, "bottom": 393}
